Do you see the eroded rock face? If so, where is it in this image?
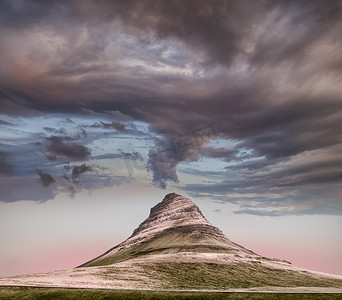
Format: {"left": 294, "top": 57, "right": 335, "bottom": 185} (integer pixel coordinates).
{"left": 131, "top": 193, "right": 213, "bottom": 237}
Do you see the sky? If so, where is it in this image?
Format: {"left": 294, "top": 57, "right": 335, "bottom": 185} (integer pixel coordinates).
{"left": 0, "top": 0, "right": 341, "bottom": 277}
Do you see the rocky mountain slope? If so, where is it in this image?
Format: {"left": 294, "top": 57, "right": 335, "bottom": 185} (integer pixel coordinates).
{"left": 1, "top": 193, "right": 341, "bottom": 291}
{"left": 79, "top": 193, "right": 257, "bottom": 267}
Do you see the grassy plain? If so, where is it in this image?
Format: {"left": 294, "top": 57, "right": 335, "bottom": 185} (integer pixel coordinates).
{"left": 0, "top": 286, "right": 342, "bottom": 300}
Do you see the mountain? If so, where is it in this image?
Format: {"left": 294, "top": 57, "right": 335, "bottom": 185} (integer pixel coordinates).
{"left": 0, "top": 193, "right": 341, "bottom": 291}
{"left": 79, "top": 192, "right": 257, "bottom": 267}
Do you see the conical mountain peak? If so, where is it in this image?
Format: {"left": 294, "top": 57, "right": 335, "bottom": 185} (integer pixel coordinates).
{"left": 79, "top": 193, "right": 254, "bottom": 267}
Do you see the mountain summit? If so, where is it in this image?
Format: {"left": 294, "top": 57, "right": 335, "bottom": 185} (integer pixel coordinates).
{"left": 80, "top": 193, "right": 255, "bottom": 267}
{"left": 1, "top": 193, "right": 341, "bottom": 290}
{"left": 132, "top": 192, "right": 211, "bottom": 236}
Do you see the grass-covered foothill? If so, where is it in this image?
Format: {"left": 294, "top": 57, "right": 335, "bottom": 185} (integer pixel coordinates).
{"left": 0, "top": 286, "right": 341, "bottom": 300}
{"left": 139, "top": 262, "right": 342, "bottom": 290}
{"left": 97, "top": 261, "right": 342, "bottom": 290}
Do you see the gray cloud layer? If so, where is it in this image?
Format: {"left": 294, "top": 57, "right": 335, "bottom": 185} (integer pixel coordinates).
{"left": 0, "top": 0, "right": 341, "bottom": 214}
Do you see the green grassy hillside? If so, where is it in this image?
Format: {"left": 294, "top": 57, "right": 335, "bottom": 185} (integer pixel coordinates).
{"left": 100, "top": 260, "right": 342, "bottom": 290}
{"left": 80, "top": 224, "right": 253, "bottom": 267}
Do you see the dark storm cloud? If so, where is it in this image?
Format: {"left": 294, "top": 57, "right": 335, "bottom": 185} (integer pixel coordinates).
{"left": 116, "top": 0, "right": 244, "bottom": 66}
{"left": 147, "top": 139, "right": 180, "bottom": 189}
{"left": 90, "top": 121, "right": 126, "bottom": 131}
{"left": 141, "top": 83, "right": 338, "bottom": 187}
{"left": 43, "top": 127, "right": 67, "bottom": 135}
{"left": 0, "top": 134, "right": 132, "bottom": 202}
{"left": 0, "top": 0, "right": 342, "bottom": 213}
{"left": 36, "top": 169, "right": 55, "bottom": 187}
{"left": 147, "top": 124, "right": 218, "bottom": 188}
{"left": 0, "top": 120, "right": 13, "bottom": 126}
{"left": 230, "top": 97, "right": 342, "bottom": 158}
{"left": 0, "top": 0, "right": 247, "bottom": 64}
{"left": 60, "top": 0, "right": 342, "bottom": 66}
{"left": 145, "top": 148, "right": 177, "bottom": 188}
{"left": 201, "top": 147, "right": 236, "bottom": 161}
{"left": 61, "top": 163, "right": 131, "bottom": 198}
{"left": 80, "top": 109, "right": 134, "bottom": 122}
{"left": 119, "top": 150, "right": 143, "bottom": 161}
{"left": 0, "top": 151, "right": 13, "bottom": 175}
{"left": 0, "top": 94, "right": 41, "bottom": 117}
{"left": 149, "top": 88, "right": 342, "bottom": 187}
{"left": 233, "top": 205, "right": 342, "bottom": 217}
{"left": 105, "top": 110, "right": 135, "bottom": 122}
{"left": 93, "top": 153, "right": 122, "bottom": 160}
{"left": 71, "top": 163, "right": 92, "bottom": 180}
{"left": 180, "top": 167, "right": 225, "bottom": 179}
{"left": 101, "top": 121, "right": 126, "bottom": 131}
{"left": 250, "top": 1, "right": 342, "bottom": 66}
{"left": 185, "top": 157, "right": 342, "bottom": 194}
{"left": 233, "top": 209, "right": 284, "bottom": 217}
{"left": 45, "top": 136, "right": 91, "bottom": 161}
{"left": 180, "top": 149, "right": 342, "bottom": 216}
{"left": 1, "top": 0, "right": 339, "bottom": 68}
{"left": 80, "top": 128, "right": 87, "bottom": 137}
{"left": 0, "top": 0, "right": 62, "bottom": 29}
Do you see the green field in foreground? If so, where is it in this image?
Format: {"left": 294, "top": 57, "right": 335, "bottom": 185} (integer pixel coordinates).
{"left": 0, "top": 286, "right": 341, "bottom": 300}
